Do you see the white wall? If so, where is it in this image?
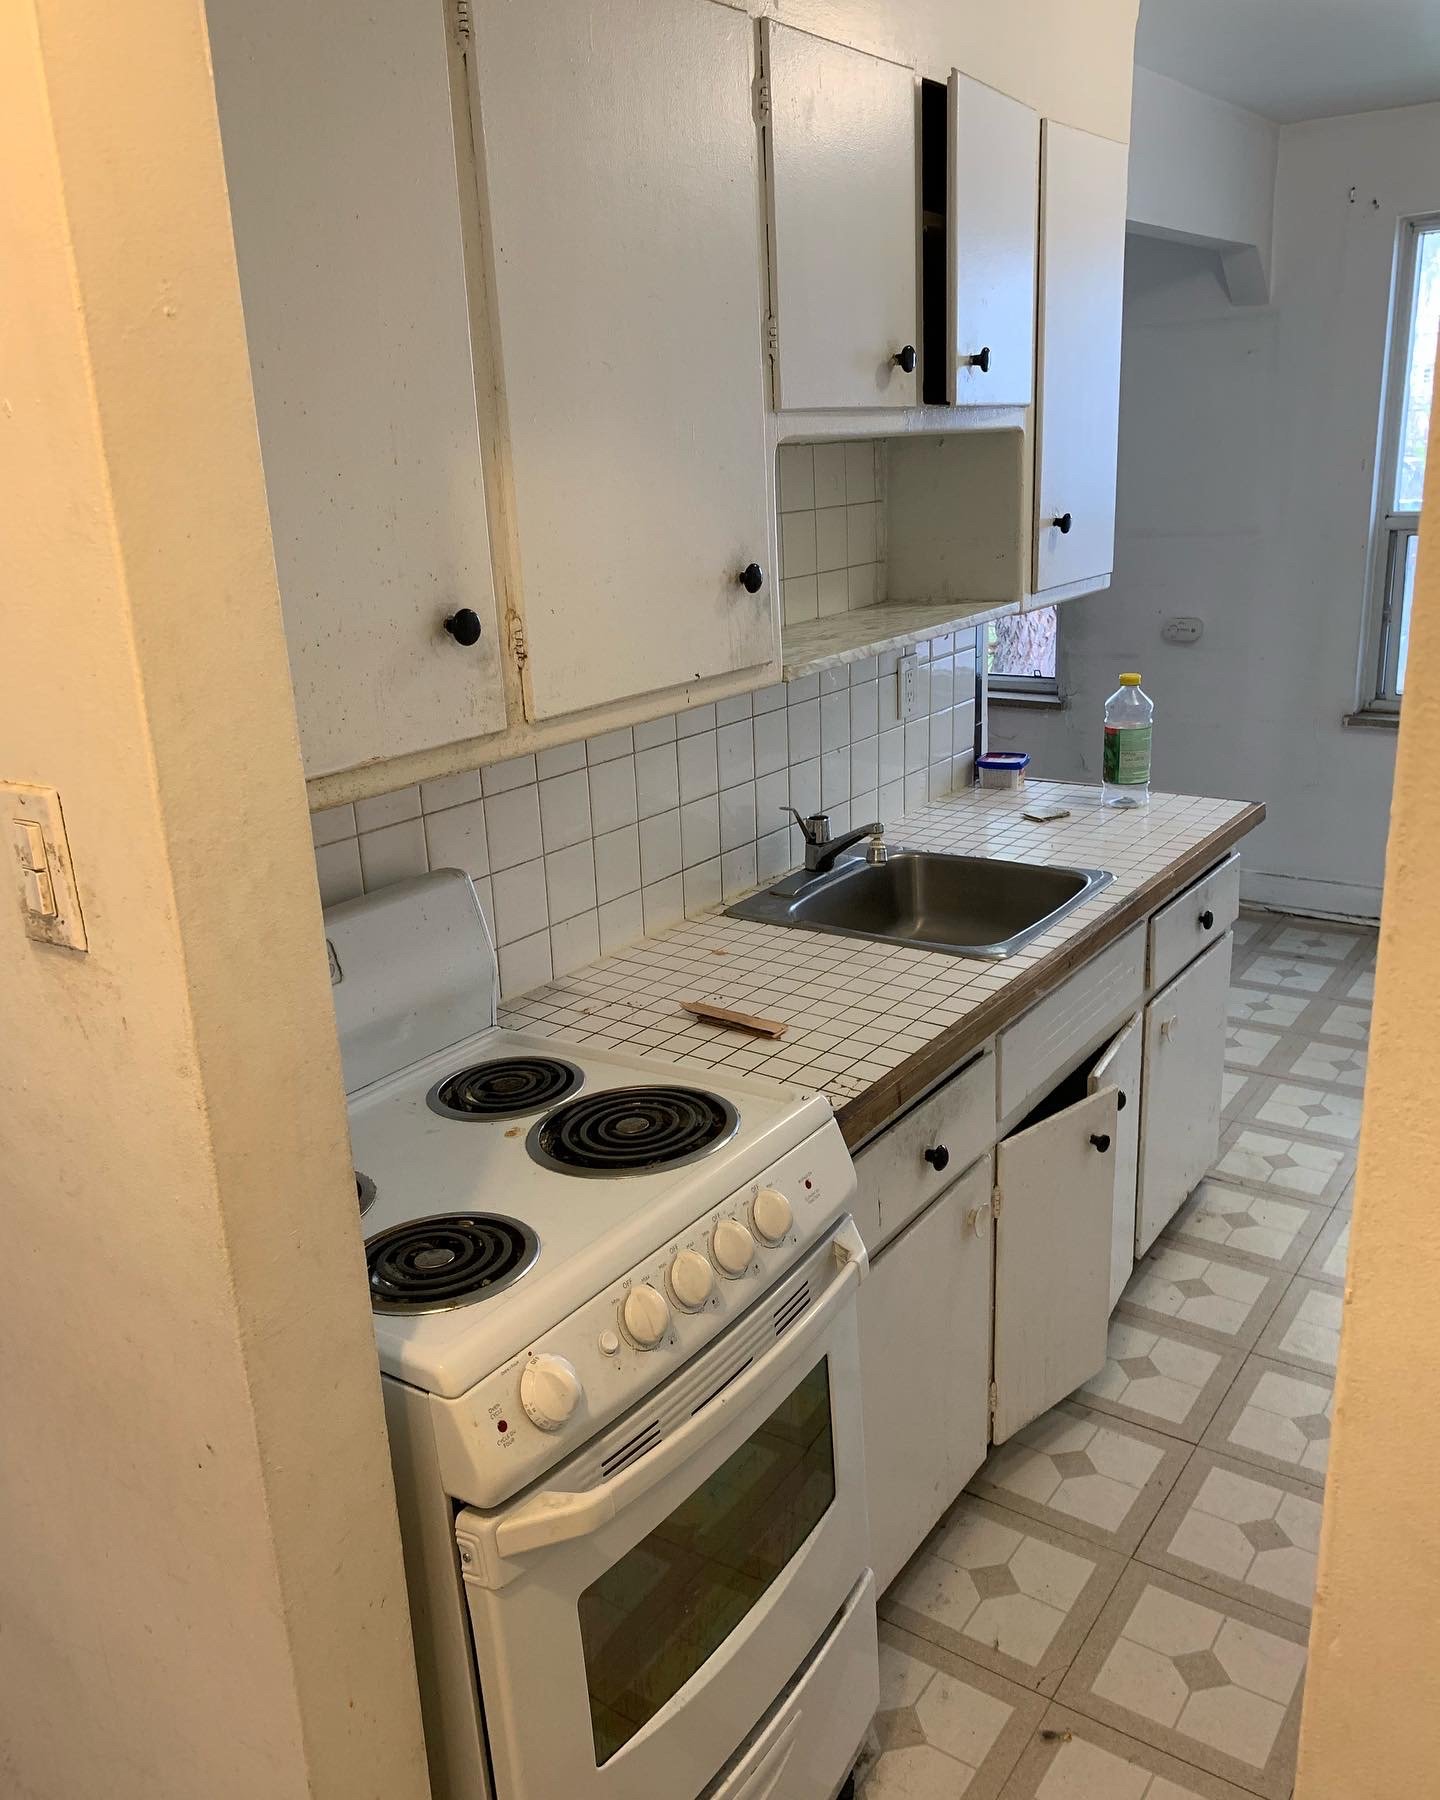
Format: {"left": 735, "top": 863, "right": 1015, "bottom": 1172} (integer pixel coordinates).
{"left": 993, "top": 99, "right": 1440, "bottom": 920}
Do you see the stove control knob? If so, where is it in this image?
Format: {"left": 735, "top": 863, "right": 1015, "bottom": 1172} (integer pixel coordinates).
{"left": 668, "top": 1248, "right": 715, "bottom": 1312}
{"left": 751, "top": 1187, "right": 793, "bottom": 1246}
{"left": 621, "top": 1282, "right": 671, "bottom": 1349}
{"left": 711, "top": 1218, "right": 755, "bottom": 1278}
{"left": 519, "top": 1355, "right": 583, "bottom": 1433}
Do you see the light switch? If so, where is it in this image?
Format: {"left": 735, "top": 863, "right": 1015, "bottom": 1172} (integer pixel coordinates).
{"left": 3, "top": 781, "right": 88, "bottom": 951}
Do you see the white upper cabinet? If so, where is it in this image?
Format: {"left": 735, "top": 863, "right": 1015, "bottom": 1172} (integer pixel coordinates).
{"left": 208, "top": 0, "right": 506, "bottom": 780}
{"left": 763, "top": 24, "right": 918, "bottom": 411}
{"left": 947, "top": 74, "right": 1039, "bottom": 408}
{"left": 469, "top": 0, "right": 774, "bottom": 723}
{"left": 1034, "top": 120, "right": 1129, "bottom": 593}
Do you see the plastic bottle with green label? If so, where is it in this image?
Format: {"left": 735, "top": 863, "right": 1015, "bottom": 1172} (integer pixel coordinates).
{"left": 1102, "top": 673, "right": 1152, "bottom": 808}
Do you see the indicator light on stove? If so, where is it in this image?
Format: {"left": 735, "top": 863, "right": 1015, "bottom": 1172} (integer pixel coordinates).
{"left": 668, "top": 1248, "right": 715, "bottom": 1312}
{"left": 621, "top": 1282, "right": 671, "bottom": 1349}
{"left": 711, "top": 1217, "right": 755, "bottom": 1278}
{"left": 751, "top": 1187, "right": 793, "bottom": 1246}
{"left": 518, "top": 1355, "right": 583, "bottom": 1432}
{"left": 598, "top": 1328, "right": 621, "bottom": 1357}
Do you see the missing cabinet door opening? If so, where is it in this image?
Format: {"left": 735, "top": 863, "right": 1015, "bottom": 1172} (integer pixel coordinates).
{"left": 920, "top": 78, "right": 948, "bottom": 407}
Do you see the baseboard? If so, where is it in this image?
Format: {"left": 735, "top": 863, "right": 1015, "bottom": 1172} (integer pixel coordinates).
{"left": 1240, "top": 869, "right": 1382, "bottom": 924}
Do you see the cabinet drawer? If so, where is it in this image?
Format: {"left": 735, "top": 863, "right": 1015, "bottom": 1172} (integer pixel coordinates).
{"left": 997, "top": 924, "right": 1146, "bottom": 1124}
{"left": 853, "top": 1052, "right": 996, "bottom": 1253}
{"left": 1149, "top": 855, "right": 1240, "bottom": 991}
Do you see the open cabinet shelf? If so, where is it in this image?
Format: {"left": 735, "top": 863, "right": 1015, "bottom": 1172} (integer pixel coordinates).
{"left": 781, "top": 597, "right": 1017, "bottom": 680}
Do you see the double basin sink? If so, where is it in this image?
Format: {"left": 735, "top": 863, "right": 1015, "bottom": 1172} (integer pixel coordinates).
{"left": 726, "top": 848, "right": 1113, "bottom": 959}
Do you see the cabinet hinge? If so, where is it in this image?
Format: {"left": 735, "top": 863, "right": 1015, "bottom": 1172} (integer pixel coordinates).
{"left": 506, "top": 609, "right": 528, "bottom": 668}
{"left": 754, "top": 76, "right": 771, "bottom": 121}
{"left": 765, "top": 315, "right": 779, "bottom": 357}
{"left": 988, "top": 1381, "right": 999, "bottom": 1420}
{"left": 990, "top": 1184, "right": 1003, "bottom": 1219}
{"left": 453, "top": 0, "right": 471, "bottom": 43}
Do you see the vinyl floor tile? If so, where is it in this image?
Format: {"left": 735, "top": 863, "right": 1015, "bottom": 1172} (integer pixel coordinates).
{"left": 1253, "top": 1278, "right": 1344, "bottom": 1377}
{"left": 1213, "top": 1125, "right": 1352, "bottom": 1204}
{"left": 1077, "top": 1319, "right": 1245, "bottom": 1445}
{"left": 1136, "top": 1449, "right": 1322, "bottom": 1626}
{"left": 1162, "top": 1180, "right": 1328, "bottom": 1275}
{"left": 880, "top": 1496, "right": 1126, "bottom": 1696}
{"left": 996, "top": 1705, "right": 1261, "bottom": 1799}
{"left": 1300, "top": 1211, "right": 1350, "bottom": 1288}
{"left": 1117, "top": 1246, "right": 1289, "bottom": 1352}
{"left": 1199, "top": 1355, "right": 1333, "bottom": 1489}
{"left": 1056, "top": 1565, "right": 1308, "bottom": 1799}
{"left": 968, "top": 1401, "right": 1192, "bottom": 1556}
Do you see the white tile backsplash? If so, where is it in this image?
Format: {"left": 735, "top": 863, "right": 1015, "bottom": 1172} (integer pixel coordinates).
{"left": 315, "top": 634, "right": 980, "bottom": 998}
{"left": 778, "top": 441, "right": 885, "bottom": 631}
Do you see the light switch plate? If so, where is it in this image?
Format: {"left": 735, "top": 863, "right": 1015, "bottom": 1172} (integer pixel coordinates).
{"left": 4, "top": 781, "right": 88, "bottom": 951}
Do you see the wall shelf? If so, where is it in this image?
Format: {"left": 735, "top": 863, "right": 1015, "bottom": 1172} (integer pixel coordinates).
{"left": 781, "top": 597, "right": 1017, "bottom": 680}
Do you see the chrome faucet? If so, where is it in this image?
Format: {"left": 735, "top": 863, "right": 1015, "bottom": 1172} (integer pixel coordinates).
{"left": 782, "top": 809, "right": 885, "bottom": 876}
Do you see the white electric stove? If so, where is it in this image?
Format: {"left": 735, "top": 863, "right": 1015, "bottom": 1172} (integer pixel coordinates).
{"left": 326, "top": 871, "right": 877, "bottom": 1800}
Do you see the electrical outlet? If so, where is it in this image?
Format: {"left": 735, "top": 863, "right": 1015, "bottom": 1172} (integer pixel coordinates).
{"left": 4, "top": 781, "right": 87, "bottom": 951}
{"left": 899, "top": 652, "right": 920, "bottom": 722}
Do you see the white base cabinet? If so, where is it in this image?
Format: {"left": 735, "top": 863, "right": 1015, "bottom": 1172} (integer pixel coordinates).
{"left": 859, "top": 1161, "right": 992, "bottom": 1593}
{"left": 1090, "top": 1015, "right": 1143, "bottom": 1310}
{"left": 992, "top": 1085, "right": 1119, "bottom": 1443}
{"left": 1137, "top": 934, "right": 1234, "bottom": 1256}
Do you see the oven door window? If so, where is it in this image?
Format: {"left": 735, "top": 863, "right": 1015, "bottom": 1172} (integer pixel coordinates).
{"left": 577, "top": 1357, "right": 836, "bottom": 1765}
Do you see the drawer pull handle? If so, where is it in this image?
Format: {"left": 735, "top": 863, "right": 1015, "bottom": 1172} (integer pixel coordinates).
{"left": 1199, "top": 908, "right": 1215, "bottom": 930}
{"left": 738, "top": 562, "right": 765, "bottom": 594}
{"left": 1090, "top": 1133, "right": 1112, "bottom": 1153}
{"left": 1117, "top": 1090, "right": 1127, "bottom": 1112}
{"left": 966, "top": 1202, "right": 991, "bottom": 1237}
{"left": 443, "top": 608, "right": 483, "bottom": 647}
{"left": 893, "top": 344, "right": 917, "bottom": 374}
{"left": 923, "top": 1144, "right": 950, "bottom": 1172}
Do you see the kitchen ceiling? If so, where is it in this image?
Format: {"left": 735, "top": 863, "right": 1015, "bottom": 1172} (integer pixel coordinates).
{"left": 1137, "top": 0, "right": 1440, "bottom": 124}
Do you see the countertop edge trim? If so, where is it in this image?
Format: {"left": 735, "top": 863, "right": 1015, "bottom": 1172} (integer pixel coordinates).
{"left": 835, "top": 800, "right": 1267, "bottom": 1149}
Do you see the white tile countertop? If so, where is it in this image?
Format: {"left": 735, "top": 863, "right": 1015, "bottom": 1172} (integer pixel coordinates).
{"left": 498, "top": 781, "right": 1263, "bottom": 1141}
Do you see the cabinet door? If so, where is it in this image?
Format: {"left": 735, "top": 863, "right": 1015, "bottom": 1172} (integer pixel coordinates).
{"left": 764, "top": 24, "right": 918, "bottom": 411}
{"left": 1090, "top": 1015, "right": 1143, "bottom": 1310}
{"left": 471, "top": 0, "right": 774, "bottom": 721}
{"left": 1138, "top": 934, "right": 1233, "bottom": 1256}
{"left": 947, "top": 74, "right": 1039, "bottom": 407}
{"left": 860, "top": 1162, "right": 993, "bottom": 1593}
{"left": 1033, "top": 121, "right": 1128, "bottom": 593}
{"left": 992, "top": 1087, "right": 1119, "bottom": 1443}
{"left": 209, "top": 0, "right": 506, "bottom": 779}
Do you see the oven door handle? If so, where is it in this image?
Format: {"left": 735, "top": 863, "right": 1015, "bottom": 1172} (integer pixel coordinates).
{"left": 491, "top": 1232, "right": 865, "bottom": 1562}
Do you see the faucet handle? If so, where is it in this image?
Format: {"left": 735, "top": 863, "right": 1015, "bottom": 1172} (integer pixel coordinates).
{"left": 780, "top": 807, "right": 830, "bottom": 845}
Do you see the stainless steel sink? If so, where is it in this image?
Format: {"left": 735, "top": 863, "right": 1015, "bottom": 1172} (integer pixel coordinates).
{"left": 726, "top": 849, "right": 1113, "bottom": 958}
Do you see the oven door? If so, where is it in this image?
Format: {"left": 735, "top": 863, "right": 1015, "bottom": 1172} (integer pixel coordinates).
{"left": 454, "top": 1223, "right": 870, "bottom": 1800}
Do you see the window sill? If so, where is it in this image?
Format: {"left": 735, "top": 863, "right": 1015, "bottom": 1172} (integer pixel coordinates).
{"left": 1342, "top": 710, "right": 1400, "bottom": 732}
{"left": 988, "top": 689, "right": 1065, "bottom": 710}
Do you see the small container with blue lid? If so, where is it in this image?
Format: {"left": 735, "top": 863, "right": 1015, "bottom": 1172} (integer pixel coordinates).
{"left": 975, "top": 751, "right": 1031, "bottom": 791}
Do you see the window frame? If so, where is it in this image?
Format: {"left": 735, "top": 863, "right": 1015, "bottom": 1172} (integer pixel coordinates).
{"left": 1362, "top": 212, "right": 1438, "bottom": 714}
{"left": 985, "top": 605, "right": 1061, "bottom": 699}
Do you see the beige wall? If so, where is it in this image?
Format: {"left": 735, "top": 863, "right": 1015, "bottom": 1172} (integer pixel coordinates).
{"left": 0, "top": 4, "right": 429, "bottom": 1795}
{"left": 1295, "top": 373, "right": 1440, "bottom": 1787}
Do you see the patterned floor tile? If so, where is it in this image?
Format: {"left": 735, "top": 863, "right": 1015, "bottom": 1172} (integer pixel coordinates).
{"left": 968, "top": 1401, "right": 1192, "bottom": 1555}
{"left": 1266, "top": 923, "right": 1373, "bottom": 964}
{"left": 1241, "top": 1079, "right": 1363, "bottom": 1146}
{"left": 1225, "top": 989, "right": 1309, "bottom": 1033}
{"left": 1346, "top": 968, "right": 1375, "bottom": 1003}
{"left": 1303, "top": 1001, "right": 1370, "bottom": 1045}
{"left": 1300, "top": 1211, "right": 1350, "bottom": 1288}
{"left": 1234, "top": 953, "right": 1336, "bottom": 995}
{"left": 1253, "top": 1278, "right": 1344, "bottom": 1376}
{"left": 1162, "top": 1179, "right": 1327, "bottom": 1274}
{"left": 1219, "top": 1069, "right": 1262, "bottom": 1119}
{"left": 857, "top": 1622, "right": 1046, "bottom": 1800}
{"left": 1199, "top": 1355, "right": 1333, "bottom": 1488}
{"left": 1213, "top": 1125, "right": 1351, "bottom": 1203}
{"left": 1056, "top": 1566, "right": 1308, "bottom": 1799}
{"left": 880, "top": 1496, "right": 1126, "bottom": 1695}
{"left": 1136, "top": 1450, "right": 1323, "bottom": 1626}
{"left": 1232, "top": 913, "right": 1278, "bottom": 951}
{"left": 1117, "top": 1246, "right": 1288, "bottom": 1352}
{"left": 996, "top": 1705, "right": 1261, "bottom": 1799}
{"left": 1274, "top": 1035, "right": 1367, "bottom": 1092}
{"left": 1077, "top": 1319, "right": 1244, "bottom": 1445}
{"left": 1223, "top": 1022, "right": 1284, "bottom": 1073}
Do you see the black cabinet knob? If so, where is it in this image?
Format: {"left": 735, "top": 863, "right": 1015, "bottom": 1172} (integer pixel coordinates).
{"left": 1090, "top": 1133, "right": 1112, "bottom": 1153}
{"left": 967, "top": 346, "right": 992, "bottom": 373}
{"left": 1051, "top": 512, "right": 1073, "bottom": 535}
{"left": 443, "top": 608, "right": 482, "bottom": 647}
{"left": 1117, "top": 1090, "right": 1128, "bottom": 1112}
{"left": 894, "top": 344, "right": 917, "bottom": 375}
{"left": 739, "top": 562, "right": 765, "bottom": 594}
{"left": 923, "top": 1144, "right": 950, "bottom": 1172}
{"left": 1199, "top": 909, "right": 1215, "bottom": 930}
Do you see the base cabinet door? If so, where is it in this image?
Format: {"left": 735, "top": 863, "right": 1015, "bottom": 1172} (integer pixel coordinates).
{"left": 1138, "top": 934, "right": 1233, "bottom": 1256}
{"left": 1090, "top": 1015, "right": 1143, "bottom": 1310}
{"left": 859, "top": 1161, "right": 992, "bottom": 1593}
{"left": 992, "top": 1087, "right": 1119, "bottom": 1443}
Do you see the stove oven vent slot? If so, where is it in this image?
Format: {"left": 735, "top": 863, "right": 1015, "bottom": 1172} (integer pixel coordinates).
{"left": 691, "top": 1357, "right": 754, "bottom": 1417}
{"left": 600, "top": 1418, "right": 662, "bottom": 1479}
{"left": 773, "top": 1283, "right": 812, "bottom": 1339}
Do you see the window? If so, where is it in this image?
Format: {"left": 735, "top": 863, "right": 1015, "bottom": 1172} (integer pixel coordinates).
{"left": 986, "top": 606, "right": 1058, "bottom": 697}
{"left": 1366, "top": 215, "right": 1438, "bottom": 710}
